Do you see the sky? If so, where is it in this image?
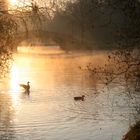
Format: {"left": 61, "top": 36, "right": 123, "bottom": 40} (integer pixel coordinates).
{"left": 8, "top": 0, "right": 33, "bottom": 8}
{"left": 8, "top": 0, "right": 67, "bottom": 8}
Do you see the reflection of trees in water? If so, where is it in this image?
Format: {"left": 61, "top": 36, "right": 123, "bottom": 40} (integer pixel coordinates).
{"left": 52, "top": 54, "right": 106, "bottom": 88}
{"left": 0, "top": 93, "right": 15, "bottom": 139}
{"left": 86, "top": 48, "right": 140, "bottom": 122}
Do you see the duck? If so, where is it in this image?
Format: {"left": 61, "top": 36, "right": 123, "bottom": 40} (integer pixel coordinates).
{"left": 74, "top": 95, "right": 85, "bottom": 101}
{"left": 20, "top": 81, "right": 30, "bottom": 93}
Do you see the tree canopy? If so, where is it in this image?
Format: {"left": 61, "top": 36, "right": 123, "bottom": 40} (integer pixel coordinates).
{"left": 47, "top": 0, "right": 140, "bottom": 49}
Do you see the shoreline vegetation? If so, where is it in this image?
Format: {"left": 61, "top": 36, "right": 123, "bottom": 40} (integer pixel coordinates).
{"left": 123, "top": 121, "right": 140, "bottom": 140}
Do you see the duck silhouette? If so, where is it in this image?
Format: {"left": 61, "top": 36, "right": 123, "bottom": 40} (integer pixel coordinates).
{"left": 20, "top": 81, "right": 30, "bottom": 93}
{"left": 74, "top": 95, "right": 85, "bottom": 101}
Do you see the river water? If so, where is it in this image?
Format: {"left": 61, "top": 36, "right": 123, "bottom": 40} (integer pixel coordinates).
{"left": 0, "top": 47, "right": 138, "bottom": 140}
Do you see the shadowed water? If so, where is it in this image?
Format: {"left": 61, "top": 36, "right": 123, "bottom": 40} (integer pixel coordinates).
{"left": 0, "top": 47, "right": 139, "bottom": 140}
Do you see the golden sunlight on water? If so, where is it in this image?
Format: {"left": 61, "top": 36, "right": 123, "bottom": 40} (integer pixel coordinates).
{"left": 17, "top": 46, "right": 65, "bottom": 55}
{"left": 9, "top": 65, "right": 21, "bottom": 109}
{"left": 10, "top": 65, "right": 20, "bottom": 92}
{"left": 0, "top": 48, "right": 136, "bottom": 140}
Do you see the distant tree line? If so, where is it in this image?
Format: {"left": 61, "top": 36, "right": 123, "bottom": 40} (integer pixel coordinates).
{"left": 46, "top": 0, "right": 140, "bottom": 50}
{"left": 0, "top": 0, "right": 140, "bottom": 76}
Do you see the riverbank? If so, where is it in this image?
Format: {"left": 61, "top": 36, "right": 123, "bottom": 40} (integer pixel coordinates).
{"left": 123, "top": 121, "right": 140, "bottom": 140}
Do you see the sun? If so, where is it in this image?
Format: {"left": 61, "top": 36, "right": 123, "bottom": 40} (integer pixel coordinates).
{"left": 9, "top": 0, "right": 18, "bottom": 7}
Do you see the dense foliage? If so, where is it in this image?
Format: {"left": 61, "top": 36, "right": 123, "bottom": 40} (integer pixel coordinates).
{"left": 0, "top": 1, "right": 43, "bottom": 77}
{"left": 47, "top": 0, "right": 140, "bottom": 49}
{"left": 0, "top": 13, "right": 17, "bottom": 77}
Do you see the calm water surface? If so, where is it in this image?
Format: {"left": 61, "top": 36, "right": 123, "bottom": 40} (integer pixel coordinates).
{"left": 0, "top": 48, "right": 138, "bottom": 140}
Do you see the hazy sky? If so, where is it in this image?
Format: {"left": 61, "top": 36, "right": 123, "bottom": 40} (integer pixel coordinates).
{"left": 8, "top": 0, "right": 68, "bottom": 8}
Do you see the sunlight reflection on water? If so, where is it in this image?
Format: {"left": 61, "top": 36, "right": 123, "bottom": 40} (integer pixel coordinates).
{"left": 0, "top": 47, "right": 137, "bottom": 140}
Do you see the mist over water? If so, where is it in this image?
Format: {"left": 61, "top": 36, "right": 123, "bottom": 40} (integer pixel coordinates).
{"left": 0, "top": 47, "right": 137, "bottom": 140}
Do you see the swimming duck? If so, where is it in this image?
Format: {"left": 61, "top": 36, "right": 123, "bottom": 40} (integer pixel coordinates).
{"left": 74, "top": 95, "right": 85, "bottom": 101}
{"left": 20, "top": 81, "right": 30, "bottom": 92}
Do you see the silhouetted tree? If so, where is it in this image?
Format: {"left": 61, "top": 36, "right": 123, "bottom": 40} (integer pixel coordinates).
{"left": 86, "top": 48, "right": 140, "bottom": 139}
{"left": 0, "top": 0, "right": 56, "bottom": 77}
{"left": 47, "top": 0, "right": 140, "bottom": 49}
{"left": 0, "top": 2, "right": 17, "bottom": 77}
